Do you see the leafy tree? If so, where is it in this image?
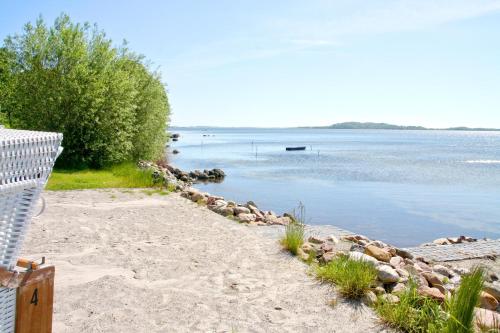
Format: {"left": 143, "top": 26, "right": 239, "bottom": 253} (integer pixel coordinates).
{"left": 2, "top": 14, "right": 170, "bottom": 167}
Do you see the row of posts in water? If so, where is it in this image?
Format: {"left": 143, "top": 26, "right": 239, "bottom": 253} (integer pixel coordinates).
{"left": 197, "top": 140, "right": 320, "bottom": 158}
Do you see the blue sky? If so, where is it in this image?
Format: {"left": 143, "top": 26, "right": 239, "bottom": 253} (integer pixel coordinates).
{"left": 1, "top": 1, "right": 500, "bottom": 128}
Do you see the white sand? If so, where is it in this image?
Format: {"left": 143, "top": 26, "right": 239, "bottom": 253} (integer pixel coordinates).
{"left": 22, "top": 189, "right": 390, "bottom": 333}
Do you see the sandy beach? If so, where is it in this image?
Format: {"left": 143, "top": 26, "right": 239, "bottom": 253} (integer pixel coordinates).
{"left": 21, "top": 189, "right": 389, "bottom": 333}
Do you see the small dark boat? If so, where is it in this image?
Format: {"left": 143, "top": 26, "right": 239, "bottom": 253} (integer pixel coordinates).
{"left": 286, "top": 146, "right": 306, "bottom": 151}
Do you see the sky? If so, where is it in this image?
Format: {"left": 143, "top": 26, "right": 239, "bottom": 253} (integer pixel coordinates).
{"left": 1, "top": 1, "right": 500, "bottom": 128}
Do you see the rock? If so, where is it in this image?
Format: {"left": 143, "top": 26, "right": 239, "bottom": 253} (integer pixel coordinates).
{"left": 475, "top": 308, "right": 500, "bottom": 331}
{"left": 422, "top": 272, "right": 445, "bottom": 287}
{"left": 373, "top": 286, "right": 386, "bottom": 295}
{"left": 227, "top": 201, "right": 236, "bottom": 207}
{"left": 433, "top": 284, "right": 446, "bottom": 295}
{"left": 484, "top": 282, "right": 500, "bottom": 302}
{"left": 414, "top": 262, "right": 432, "bottom": 273}
{"left": 321, "top": 252, "right": 336, "bottom": 264}
{"left": 296, "top": 248, "right": 309, "bottom": 261}
{"left": 348, "top": 251, "right": 379, "bottom": 267}
{"left": 389, "top": 256, "right": 404, "bottom": 268}
{"left": 377, "top": 265, "right": 399, "bottom": 283}
{"left": 319, "top": 242, "right": 334, "bottom": 253}
{"left": 453, "top": 267, "right": 470, "bottom": 276}
{"left": 191, "top": 192, "right": 205, "bottom": 202}
{"left": 433, "top": 238, "right": 451, "bottom": 245}
{"left": 301, "top": 242, "right": 315, "bottom": 254}
{"left": 362, "top": 291, "right": 378, "bottom": 306}
{"left": 213, "top": 199, "right": 227, "bottom": 207}
{"left": 395, "top": 248, "right": 414, "bottom": 259}
{"left": 219, "top": 207, "right": 234, "bottom": 216}
{"left": 418, "top": 286, "right": 445, "bottom": 302}
{"left": 392, "top": 283, "right": 406, "bottom": 294}
{"left": 365, "top": 245, "right": 392, "bottom": 263}
{"left": 366, "top": 240, "right": 387, "bottom": 249}
{"left": 395, "top": 268, "right": 409, "bottom": 278}
{"left": 350, "top": 244, "right": 365, "bottom": 253}
{"left": 326, "top": 235, "right": 339, "bottom": 244}
{"left": 381, "top": 294, "right": 399, "bottom": 304}
{"left": 237, "top": 213, "right": 256, "bottom": 223}
{"left": 233, "top": 206, "right": 251, "bottom": 215}
{"left": 432, "top": 264, "right": 452, "bottom": 278}
{"left": 308, "top": 236, "right": 324, "bottom": 244}
{"left": 172, "top": 149, "right": 180, "bottom": 154}
{"left": 479, "top": 291, "right": 499, "bottom": 311}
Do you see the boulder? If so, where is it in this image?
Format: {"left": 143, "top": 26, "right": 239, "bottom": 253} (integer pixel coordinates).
{"left": 484, "top": 282, "right": 500, "bottom": 302}
{"left": 395, "top": 268, "right": 409, "bottom": 278}
{"left": 326, "top": 235, "right": 339, "bottom": 244}
{"left": 233, "top": 206, "right": 251, "bottom": 215}
{"left": 432, "top": 264, "right": 452, "bottom": 278}
{"left": 377, "top": 265, "right": 399, "bottom": 283}
{"left": 414, "top": 262, "right": 432, "bottom": 273}
{"left": 475, "top": 308, "right": 500, "bottom": 331}
{"left": 237, "top": 213, "right": 256, "bottom": 223}
{"left": 395, "top": 248, "right": 414, "bottom": 259}
{"left": 308, "top": 236, "right": 325, "bottom": 244}
{"left": 190, "top": 192, "right": 205, "bottom": 202}
{"left": 422, "top": 272, "right": 445, "bottom": 287}
{"left": 391, "top": 283, "right": 406, "bottom": 294}
{"left": 319, "top": 242, "right": 334, "bottom": 253}
{"left": 433, "top": 238, "right": 451, "bottom": 245}
{"left": 296, "top": 248, "right": 309, "bottom": 261}
{"left": 362, "top": 291, "right": 378, "bottom": 306}
{"left": 479, "top": 291, "right": 499, "bottom": 311}
{"left": 366, "top": 240, "right": 387, "bottom": 249}
{"left": 365, "top": 245, "right": 392, "bottom": 263}
{"left": 301, "top": 242, "right": 315, "bottom": 254}
{"left": 219, "top": 207, "right": 234, "bottom": 216}
{"left": 389, "top": 256, "right": 404, "bottom": 268}
{"left": 381, "top": 294, "right": 399, "bottom": 304}
{"left": 348, "top": 251, "right": 379, "bottom": 267}
{"left": 321, "top": 252, "right": 336, "bottom": 264}
{"left": 373, "top": 286, "right": 386, "bottom": 295}
{"left": 418, "top": 286, "right": 445, "bottom": 302}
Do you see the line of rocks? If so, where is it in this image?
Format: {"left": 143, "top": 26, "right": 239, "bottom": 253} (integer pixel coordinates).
{"left": 298, "top": 234, "right": 500, "bottom": 328}
{"left": 138, "top": 161, "right": 225, "bottom": 188}
{"left": 180, "top": 187, "right": 292, "bottom": 226}
{"left": 425, "top": 235, "right": 480, "bottom": 246}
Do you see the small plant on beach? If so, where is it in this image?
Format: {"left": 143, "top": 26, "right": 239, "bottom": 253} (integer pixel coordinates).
{"left": 280, "top": 203, "right": 305, "bottom": 255}
{"left": 374, "top": 279, "right": 446, "bottom": 333}
{"left": 315, "top": 255, "right": 377, "bottom": 299}
{"left": 445, "top": 267, "right": 484, "bottom": 333}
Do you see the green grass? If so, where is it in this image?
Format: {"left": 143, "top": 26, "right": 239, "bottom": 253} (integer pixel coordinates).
{"left": 141, "top": 188, "right": 172, "bottom": 196}
{"left": 315, "top": 255, "right": 377, "bottom": 298}
{"left": 280, "top": 203, "right": 306, "bottom": 255}
{"left": 374, "top": 280, "right": 446, "bottom": 333}
{"left": 46, "top": 163, "right": 157, "bottom": 190}
{"left": 445, "top": 267, "right": 484, "bottom": 333}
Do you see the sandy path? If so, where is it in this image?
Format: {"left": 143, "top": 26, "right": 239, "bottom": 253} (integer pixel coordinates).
{"left": 22, "top": 189, "right": 389, "bottom": 333}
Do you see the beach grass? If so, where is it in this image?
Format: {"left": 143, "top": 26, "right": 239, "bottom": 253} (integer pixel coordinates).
{"left": 315, "top": 255, "right": 377, "bottom": 299}
{"left": 374, "top": 280, "right": 446, "bottom": 333}
{"left": 445, "top": 267, "right": 484, "bottom": 333}
{"left": 46, "top": 163, "right": 158, "bottom": 190}
{"left": 280, "top": 203, "right": 306, "bottom": 255}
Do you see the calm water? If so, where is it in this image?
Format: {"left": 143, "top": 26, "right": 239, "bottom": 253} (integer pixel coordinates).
{"left": 169, "top": 128, "right": 500, "bottom": 247}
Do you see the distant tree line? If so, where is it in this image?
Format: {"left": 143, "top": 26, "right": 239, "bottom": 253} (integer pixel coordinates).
{"left": 0, "top": 14, "right": 170, "bottom": 168}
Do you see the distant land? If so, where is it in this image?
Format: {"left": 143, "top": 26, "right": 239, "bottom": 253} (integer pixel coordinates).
{"left": 305, "top": 122, "right": 500, "bottom": 131}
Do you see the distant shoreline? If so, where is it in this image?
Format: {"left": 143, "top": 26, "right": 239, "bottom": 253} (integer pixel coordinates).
{"left": 171, "top": 122, "right": 500, "bottom": 132}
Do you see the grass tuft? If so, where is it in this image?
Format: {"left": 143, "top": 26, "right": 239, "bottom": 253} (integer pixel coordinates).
{"left": 445, "top": 267, "right": 484, "bottom": 333}
{"left": 280, "top": 203, "right": 305, "bottom": 255}
{"left": 47, "top": 163, "right": 157, "bottom": 190}
{"left": 315, "top": 255, "right": 377, "bottom": 299}
{"left": 374, "top": 280, "right": 446, "bottom": 333}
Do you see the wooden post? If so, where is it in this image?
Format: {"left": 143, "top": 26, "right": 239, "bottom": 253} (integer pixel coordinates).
{"left": 15, "top": 265, "right": 55, "bottom": 333}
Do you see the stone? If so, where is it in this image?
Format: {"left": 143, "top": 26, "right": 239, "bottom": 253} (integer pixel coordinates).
{"left": 414, "top": 262, "right": 432, "bottom": 273}
{"left": 373, "top": 286, "right": 386, "bottom": 295}
{"left": 381, "top": 294, "right": 399, "bottom": 304}
{"left": 484, "top": 282, "right": 500, "bottom": 302}
{"left": 433, "top": 284, "right": 446, "bottom": 295}
{"left": 433, "top": 238, "right": 451, "bottom": 245}
{"left": 237, "top": 213, "right": 256, "bottom": 223}
{"left": 389, "top": 256, "right": 404, "bottom": 268}
{"left": 321, "top": 252, "right": 336, "bottom": 264}
{"left": 395, "top": 248, "right": 414, "bottom": 259}
{"left": 362, "top": 291, "right": 378, "bottom": 306}
{"left": 326, "top": 235, "right": 339, "bottom": 244}
{"left": 308, "top": 236, "right": 325, "bottom": 244}
{"left": 391, "top": 283, "right": 406, "bottom": 294}
{"left": 475, "top": 308, "right": 500, "bottom": 331}
{"left": 377, "top": 265, "right": 399, "bottom": 283}
{"left": 191, "top": 192, "right": 204, "bottom": 202}
{"left": 395, "top": 268, "right": 409, "bottom": 278}
{"left": 418, "top": 286, "right": 445, "bottom": 302}
{"left": 350, "top": 244, "right": 365, "bottom": 253}
{"left": 365, "top": 245, "right": 392, "bottom": 262}
{"left": 422, "top": 272, "right": 445, "bottom": 287}
{"left": 319, "top": 242, "right": 334, "bottom": 253}
{"left": 348, "top": 251, "right": 379, "bottom": 267}
{"left": 296, "top": 248, "right": 309, "bottom": 261}
{"left": 432, "top": 264, "right": 452, "bottom": 278}
{"left": 366, "top": 240, "right": 387, "bottom": 249}
{"left": 479, "top": 291, "right": 499, "bottom": 311}
{"left": 233, "top": 206, "right": 251, "bottom": 215}
{"left": 301, "top": 242, "right": 315, "bottom": 254}
{"left": 219, "top": 207, "right": 234, "bottom": 216}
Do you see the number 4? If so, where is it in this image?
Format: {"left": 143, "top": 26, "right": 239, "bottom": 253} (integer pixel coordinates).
{"left": 30, "top": 288, "right": 38, "bottom": 306}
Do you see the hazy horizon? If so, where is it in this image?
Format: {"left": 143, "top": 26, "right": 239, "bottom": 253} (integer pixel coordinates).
{"left": 2, "top": 1, "right": 500, "bottom": 128}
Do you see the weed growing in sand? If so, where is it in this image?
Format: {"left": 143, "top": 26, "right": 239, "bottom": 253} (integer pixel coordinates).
{"left": 315, "top": 255, "right": 377, "bottom": 299}
{"left": 374, "top": 279, "right": 446, "bottom": 333}
{"left": 142, "top": 188, "right": 171, "bottom": 196}
{"left": 445, "top": 267, "right": 484, "bottom": 333}
{"left": 280, "top": 203, "right": 305, "bottom": 255}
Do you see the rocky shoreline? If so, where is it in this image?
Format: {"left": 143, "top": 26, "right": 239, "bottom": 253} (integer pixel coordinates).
{"left": 139, "top": 160, "right": 500, "bottom": 329}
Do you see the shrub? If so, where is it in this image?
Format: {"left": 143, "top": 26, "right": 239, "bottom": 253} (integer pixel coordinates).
{"left": 280, "top": 203, "right": 305, "bottom": 255}
{"left": 374, "top": 280, "right": 446, "bottom": 333}
{"left": 445, "top": 267, "right": 484, "bottom": 333}
{"left": 1, "top": 14, "right": 170, "bottom": 168}
{"left": 315, "top": 255, "right": 377, "bottom": 299}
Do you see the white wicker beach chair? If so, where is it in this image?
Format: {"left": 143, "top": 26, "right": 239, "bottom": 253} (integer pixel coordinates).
{"left": 0, "top": 128, "right": 62, "bottom": 333}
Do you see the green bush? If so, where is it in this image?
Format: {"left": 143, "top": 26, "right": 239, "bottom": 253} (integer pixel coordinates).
{"left": 315, "top": 255, "right": 377, "bottom": 298}
{"left": 374, "top": 280, "right": 446, "bottom": 333}
{"left": 0, "top": 14, "right": 169, "bottom": 168}
{"left": 280, "top": 203, "right": 305, "bottom": 255}
{"left": 445, "top": 267, "right": 484, "bottom": 333}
